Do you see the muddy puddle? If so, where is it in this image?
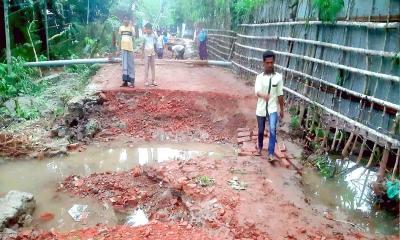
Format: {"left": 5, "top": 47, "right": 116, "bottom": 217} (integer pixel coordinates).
{"left": 302, "top": 157, "right": 399, "bottom": 235}
{"left": 0, "top": 141, "right": 234, "bottom": 231}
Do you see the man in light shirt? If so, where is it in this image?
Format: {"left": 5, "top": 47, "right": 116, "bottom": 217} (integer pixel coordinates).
{"left": 255, "top": 50, "right": 285, "bottom": 162}
{"left": 142, "top": 23, "right": 157, "bottom": 87}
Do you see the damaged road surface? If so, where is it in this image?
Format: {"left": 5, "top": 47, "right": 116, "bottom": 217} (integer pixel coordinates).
{"left": 1, "top": 63, "right": 395, "bottom": 240}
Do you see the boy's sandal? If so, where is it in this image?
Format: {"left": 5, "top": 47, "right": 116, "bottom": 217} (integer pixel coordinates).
{"left": 150, "top": 82, "right": 158, "bottom": 87}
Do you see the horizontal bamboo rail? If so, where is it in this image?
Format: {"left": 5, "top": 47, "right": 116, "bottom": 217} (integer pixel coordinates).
{"left": 236, "top": 34, "right": 397, "bottom": 58}
{"left": 208, "top": 33, "right": 237, "bottom": 39}
{"left": 208, "top": 46, "right": 227, "bottom": 61}
{"left": 239, "top": 21, "right": 400, "bottom": 29}
{"left": 208, "top": 39, "right": 231, "bottom": 51}
{"left": 207, "top": 29, "right": 237, "bottom": 34}
{"left": 235, "top": 42, "right": 400, "bottom": 82}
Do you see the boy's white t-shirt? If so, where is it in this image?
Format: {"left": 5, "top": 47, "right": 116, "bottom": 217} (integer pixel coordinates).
{"left": 255, "top": 72, "right": 284, "bottom": 116}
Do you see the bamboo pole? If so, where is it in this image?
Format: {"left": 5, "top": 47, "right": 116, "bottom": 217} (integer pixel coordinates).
{"left": 335, "top": 130, "right": 344, "bottom": 152}
{"left": 3, "top": 0, "right": 12, "bottom": 74}
{"left": 235, "top": 42, "right": 400, "bottom": 82}
{"left": 235, "top": 34, "right": 396, "bottom": 58}
{"left": 233, "top": 52, "right": 400, "bottom": 111}
{"left": 331, "top": 127, "right": 339, "bottom": 151}
{"left": 207, "top": 29, "right": 236, "bottom": 34}
{"left": 239, "top": 20, "right": 400, "bottom": 29}
{"left": 208, "top": 37, "right": 232, "bottom": 47}
{"left": 27, "top": 20, "right": 42, "bottom": 77}
{"left": 207, "top": 33, "right": 237, "bottom": 39}
{"left": 232, "top": 59, "right": 400, "bottom": 147}
{"left": 342, "top": 131, "right": 356, "bottom": 157}
{"left": 378, "top": 143, "right": 391, "bottom": 182}
{"left": 207, "top": 45, "right": 227, "bottom": 61}
{"left": 208, "top": 39, "right": 231, "bottom": 51}
{"left": 42, "top": 0, "right": 49, "bottom": 60}
{"left": 350, "top": 134, "right": 359, "bottom": 156}
{"left": 392, "top": 149, "right": 399, "bottom": 180}
{"left": 356, "top": 137, "right": 367, "bottom": 164}
{"left": 366, "top": 142, "right": 378, "bottom": 168}
{"left": 321, "top": 126, "right": 330, "bottom": 152}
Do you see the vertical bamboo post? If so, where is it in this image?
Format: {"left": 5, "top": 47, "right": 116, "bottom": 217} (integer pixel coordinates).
{"left": 377, "top": 143, "right": 391, "bottom": 182}
{"left": 321, "top": 126, "right": 330, "bottom": 152}
{"left": 331, "top": 126, "right": 339, "bottom": 151}
{"left": 349, "top": 133, "right": 359, "bottom": 156}
{"left": 356, "top": 137, "right": 367, "bottom": 164}
{"left": 335, "top": 130, "right": 344, "bottom": 152}
{"left": 3, "top": 0, "right": 12, "bottom": 74}
{"left": 42, "top": 0, "right": 50, "bottom": 60}
{"left": 86, "top": 0, "right": 90, "bottom": 25}
{"left": 342, "top": 131, "right": 355, "bottom": 157}
{"left": 366, "top": 142, "right": 378, "bottom": 168}
{"left": 392, "top": 149, "right": 399, "bottom": 180}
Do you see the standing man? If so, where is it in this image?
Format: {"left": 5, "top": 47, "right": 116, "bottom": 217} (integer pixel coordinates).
{"left": 156, "top": 30, "right": 164, "bottom": 59}
{"left": 142, "top": 23, "right": 157, "bottom": 87}
{"left": 255, "top": 50, "right": 284, "bottom": 162}
{"left": 119, "top": 15, "right": 135, "bottom": 87}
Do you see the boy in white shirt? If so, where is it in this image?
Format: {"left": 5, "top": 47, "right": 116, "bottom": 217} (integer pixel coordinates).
{"left": 255, "top": 50, "right": 285, "bottom": 162}
{"left": 142, "top": 23, "right": 157, "bottom": 87}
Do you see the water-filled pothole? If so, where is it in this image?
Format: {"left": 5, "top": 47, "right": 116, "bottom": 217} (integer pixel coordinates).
{"left": 0, "top": 141, "right": 234, "bottom": 231}
{"left": 302, "top": 157, "right": 399, "bottom": 235}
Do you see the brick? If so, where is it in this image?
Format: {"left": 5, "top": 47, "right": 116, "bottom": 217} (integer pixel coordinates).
{"left": 242, "top": 142, "right": 257, "bottom": 152}
{"left": 238, "top": 131, "right": 251, "bottom": 138}
{"left": 279, "top": 142, "right": 287, "bottom": 152}
{"left": 237, "top": 128, "right": 250, "bottom": 132}
{"left": 280, "top": 158, "right": 290, "bottom": 168}
{"left": 237, "top": 136, "right": 251, "bottom": 144}
{"left": 238, "top": 151, "right": 253, "bottom": 157}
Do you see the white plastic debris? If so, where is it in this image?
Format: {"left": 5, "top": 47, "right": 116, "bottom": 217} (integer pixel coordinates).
{"left": 68, "top": 204, "right": 89, "bottom": 222}
{"left": 125, "top": 208, "right": 149, "bottom": 227}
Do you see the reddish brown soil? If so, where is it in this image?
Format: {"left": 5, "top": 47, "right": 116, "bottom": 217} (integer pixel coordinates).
{"left": 14, "top": 223, "right": 211, "bottom": 240}
{"left": 98, "top": 89, "right": 252, "bottom": 142}
{"left": 54, "top": 156, "right": 375, "bottom": 240}
{"left": 8, "top": 63, "right": 397, "bottom": 240}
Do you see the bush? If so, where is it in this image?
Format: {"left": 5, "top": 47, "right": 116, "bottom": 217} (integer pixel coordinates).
{"left": 312, "top": 0, "right": 344, "bottom": 22}
{"left": 0, "top": 57, "right": 40, "bottom": 100}
{"left": 290, "top": 115, "right": 300, "bottom": 130}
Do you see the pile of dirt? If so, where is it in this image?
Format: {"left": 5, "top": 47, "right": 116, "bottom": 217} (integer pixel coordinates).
{"left": 98, "top": 89, "right": 249, "bottom": 143}
{"left": 59, "top": 167, "right": 191, "bottom": 223}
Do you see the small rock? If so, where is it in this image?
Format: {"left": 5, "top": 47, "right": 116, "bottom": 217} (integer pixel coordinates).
{"left": 131, "top": 167, "right": 142, "bottom": 177}
{"left": 39, "top": 212, "right": 55, "bottom": 222}
{"left": 67, "top": 143, "right": 79, "bottom": 151}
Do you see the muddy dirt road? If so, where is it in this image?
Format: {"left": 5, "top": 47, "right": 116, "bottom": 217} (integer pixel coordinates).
{"left": 5, "top": 61, "right": 397, "bottom": 240}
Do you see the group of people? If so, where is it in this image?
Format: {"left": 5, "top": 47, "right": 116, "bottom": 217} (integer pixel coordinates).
{"left": 116, "top": 15, "right": 207, "bottom": 88}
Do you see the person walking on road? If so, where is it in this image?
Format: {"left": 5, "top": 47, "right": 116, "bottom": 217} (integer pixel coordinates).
{"left": 119, "top": 15, "right": 135, "bottom": 87}
{"left": 255, "top": 50, "right": 285, "bottom": 162}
